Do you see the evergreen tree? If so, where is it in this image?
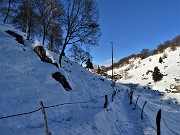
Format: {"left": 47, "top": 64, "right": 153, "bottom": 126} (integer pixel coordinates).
{"left": 86, "top": 59, "right": 93, "bottom": 69}
{"left": 152, "top": 66, "right": 163, "bottom": 82}
{"left": 159, "top": 57, "right": 163, "bottom": 64}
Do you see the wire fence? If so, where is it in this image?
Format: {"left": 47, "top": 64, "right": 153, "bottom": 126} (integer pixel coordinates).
{"left": 132, "top": 93, "right": 180, "bottom": 135}
{"left": 0, "top": 91, "right": 112, "bottom": 120}
{"left": 0, "top": 88, "right": 180, "bottom": 135}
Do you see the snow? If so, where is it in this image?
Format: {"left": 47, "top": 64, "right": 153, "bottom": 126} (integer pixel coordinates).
{"left": 0, "top": 22, "right": 179, "bottom": 135}
{"left": 107, "top": 42, "right": 180, "bottom": 134}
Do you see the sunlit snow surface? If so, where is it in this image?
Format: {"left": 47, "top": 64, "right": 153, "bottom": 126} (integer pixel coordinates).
{"left": 0, "top": 22, "right": 179, "bottom": 135}
{"left": 107, "top": 41, "right": 180, "bottom": 135}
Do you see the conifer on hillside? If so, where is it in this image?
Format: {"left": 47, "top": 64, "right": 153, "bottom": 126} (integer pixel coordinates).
{"left": 152, "top": 66, "right": 163, "bottom": 82}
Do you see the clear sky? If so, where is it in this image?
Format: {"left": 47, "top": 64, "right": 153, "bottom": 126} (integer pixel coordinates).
{"left": 91, "top": 0, "right": 180, "bottom": 66}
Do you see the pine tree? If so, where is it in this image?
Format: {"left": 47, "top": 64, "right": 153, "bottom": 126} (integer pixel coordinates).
{"left": 86, "top": 59, "right": 93, "bottom": 69}
{"left": 159, "top": 57, "right": 163, "bottom": 64}
{"left": 152, "top": 67, "right": 163, "bottom": 82}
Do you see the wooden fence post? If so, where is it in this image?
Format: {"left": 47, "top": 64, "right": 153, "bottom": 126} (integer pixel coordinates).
{"left": 112, "top": 90, "right": 116, "bottom": 102}
{"left": 132, "top": 95, "right": 140, "bottom": 110}
{"left": 104, "top": 95, "right": 108, "bottom": 111}
{"left": 141, "top": 101, "right": 147, "bottom": 119}
{"left": 129, "top": 90, "right": 133, "bottom": 105}
{"left": 156, "top": 109, "right": 161, "bottom": 135}
{"left": 40, "top": 101, "right": 51, "bottom": 135}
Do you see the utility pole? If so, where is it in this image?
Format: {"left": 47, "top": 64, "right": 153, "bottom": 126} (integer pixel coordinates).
{"left": 111, "top": 41, "right": 114, "bottom": 88}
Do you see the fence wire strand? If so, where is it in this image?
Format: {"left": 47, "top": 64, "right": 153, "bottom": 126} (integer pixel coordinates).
{"left": 162, "top": 116, "right": 180, "bottom": 135}
{"left": 0, "top": 91, "right": 112, "bottom": 120}
{"left": 0, "top": 108, "right": 41, "bottom": 120}
{"left": 136, "top": 94, "right": 180, "bottom": 135}
{"left": 1, "top": 89, "right": 180, "bottom": 135}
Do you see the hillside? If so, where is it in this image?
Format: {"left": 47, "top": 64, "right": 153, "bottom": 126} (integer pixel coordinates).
{"left": 0, "top": 23, "right": 180, "bottom": 135}
{"left": 107, "top": 46, "right": 180, "bottom": 102}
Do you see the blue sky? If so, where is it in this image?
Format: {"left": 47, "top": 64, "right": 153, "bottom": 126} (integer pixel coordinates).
{"left": 91, "top": 0, "right": 180, "bottom": 66}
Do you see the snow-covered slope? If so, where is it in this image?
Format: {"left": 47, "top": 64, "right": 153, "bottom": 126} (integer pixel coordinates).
{"left": 0, "top": 23, "right": 180, "bottom": 135}
{"left": 108, "top": 47, "right": 180, "bottom": 102}
{"left": 106, "top": 40, "right": 180, "bottom": 135}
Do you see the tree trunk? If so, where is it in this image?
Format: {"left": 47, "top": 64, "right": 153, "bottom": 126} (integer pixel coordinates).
{"left": 59, "top": 43, "right": 66, "bottom": 67}
{"left": 42, "top": 22, "right": 46, "bottom": 45}
{"left": 28, "top": 26, "right": 31, "bottom": 39}
{"left": 3, "top": 0, "right": 11, "bottom": 24}
{"left": 26, "top": 20, "right": 30, "bottom": 39}
{"left": 42, "top": 31, "right": 46, "bottom": 45}
{"left": 47, "top": 37, "right": 54, "bottom": 51}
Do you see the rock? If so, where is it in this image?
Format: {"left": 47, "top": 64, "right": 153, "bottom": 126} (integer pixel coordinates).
{"left": 52, "top": 72, "right": 72, "bottom": 90}
{"left": 34, "top": 46, "right": 58, "bottom": 68}
{"left": 5, "top": 30, "right": 24, "bottom": 45}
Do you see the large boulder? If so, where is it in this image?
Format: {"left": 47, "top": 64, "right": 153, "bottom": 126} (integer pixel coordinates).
{"left": 34, "top": 46, "right": 58, "bottom": 68}
{"left": 5, "top": 30, "right": 24, "bottom": 45}
{"left": 52, "top": 72, "right": 72, "bottom": 91}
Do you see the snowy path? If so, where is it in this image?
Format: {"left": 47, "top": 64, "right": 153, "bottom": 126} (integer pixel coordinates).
{"left": 118, "top": 83, "right": 180, "bottom": 135}
{"left": 94, "top": 90, "right": 156, "bottom": 135}
{"left": 44, "top": 89, "right": 156, "bottom": 135}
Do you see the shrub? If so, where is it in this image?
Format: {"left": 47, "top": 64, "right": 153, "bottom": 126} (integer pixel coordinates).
{"left": 152, "top": 67, "right": 163, "bottom": 82}
{"left": 159, "top": 57, "right": 163, "bottom": 64}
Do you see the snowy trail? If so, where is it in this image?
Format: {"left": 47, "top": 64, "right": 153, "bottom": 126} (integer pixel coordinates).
{"left": 94, "top": 91, "right": 156, "bottom": 135}
{"left": 118, "top": 83, "right": 180, "bottom": 135}
{"left": 44, "top": 89, "right": 156, "bottom": 135}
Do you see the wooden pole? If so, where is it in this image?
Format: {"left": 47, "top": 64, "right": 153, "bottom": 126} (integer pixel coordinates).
{"left": 132, "top": 95, "right": 140, "bottom": 110}
{"left": 156, "top": 109, "right": 161, "bottom": 135}
{"left": 141, "top": 101, "right": 147, "bottom": 119}
{"left": 40, "top": 101, "right": 51, "bottom": 135}
{"left": 104, "top": 95, "right": 108, "bottom": 111}
{"left": 129, "top": 89, "right": 134, "bottom": 105}
{"left": 111, "top": 42, "right": 114, "bottom": 88}
{"left": 112, "top": 90, "right": 116, "bottom": 102}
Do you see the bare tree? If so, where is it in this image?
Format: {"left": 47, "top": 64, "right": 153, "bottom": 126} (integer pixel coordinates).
{"left": 140, "top": 49, "right": 151, "bottom": 59}
{"left": 35, "top": 0, "right": 64, "bottom": 45}
{"left": 68, "top": 44, "right": 92, "bottom": 65}
{"left": 12, "top": 0, "right": 38, "bottom": 39}
{"left": 47, "top": 23, "right": 63, "bottom": 53}
{"left": 59, "top": 0, "right": 101, "bottom": 66}
{"left": 3, "top": 0, "right": 11, "bottom": 23}
{"left": 0, "top": 0, "right": 18, "bottom": 23}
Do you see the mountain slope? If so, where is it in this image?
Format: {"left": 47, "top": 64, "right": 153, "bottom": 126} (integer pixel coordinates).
{"left": 108, "top": 46, "right": 180, "bottom": 102}
{"left": 106, "top": 42, "right": 180, "bottom": 135}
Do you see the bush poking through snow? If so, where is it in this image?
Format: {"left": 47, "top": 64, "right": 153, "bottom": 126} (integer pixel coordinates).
{"left": 152, "top": 67, "right": 163, "bottom": 82}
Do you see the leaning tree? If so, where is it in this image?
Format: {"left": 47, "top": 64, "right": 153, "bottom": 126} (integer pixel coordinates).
{"left": 59, "top": 0, "right": 101, "bottom": 66}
